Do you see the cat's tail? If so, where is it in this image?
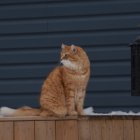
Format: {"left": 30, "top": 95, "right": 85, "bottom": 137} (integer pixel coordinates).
{"left": 0, "top": 106, "right": 41, "bottom": 117}
{"left": 0, "top": 106, "right": 95, "bottom": 117}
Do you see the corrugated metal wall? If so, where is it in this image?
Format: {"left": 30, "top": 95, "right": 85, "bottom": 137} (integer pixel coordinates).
{"left": 0, "top": 0, "right": 140, "bottom": 112}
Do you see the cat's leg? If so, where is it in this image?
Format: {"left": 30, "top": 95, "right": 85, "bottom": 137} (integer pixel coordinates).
{"left": 66, "top": 90, "right": 78, "bottom": 116}
{"left": 40, "top": 102, "right": 67, "bottom": 117}
{"left": 76, "top": 90, "right": 86, "bottom": 115}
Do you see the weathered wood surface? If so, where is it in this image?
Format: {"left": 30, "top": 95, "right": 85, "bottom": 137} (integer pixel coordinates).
{"left": 0, "top": 122, "right": 13, "bottom": 140}
{"left": 14, "top": 121, "right": 34, "bottom": 140}
{"left": 35, "top": 121, "right": 55, "bottom": 140}
{"left": 0, "top": 116, "right": 139, "bottom": 140}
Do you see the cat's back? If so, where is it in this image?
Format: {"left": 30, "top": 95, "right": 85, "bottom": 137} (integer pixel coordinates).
{"left": 41, "top": 66, "right": 64, "bottom": 95}
{"left": 42, "top": 66, "right": 63, "bottom": 87}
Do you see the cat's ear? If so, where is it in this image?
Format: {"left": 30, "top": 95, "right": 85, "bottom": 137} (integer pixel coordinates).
{"left": 71, "top": 45, "right": 77, "bottom": 54}
{"left": 61, "top": 43, "right": 65, "bottom": 49}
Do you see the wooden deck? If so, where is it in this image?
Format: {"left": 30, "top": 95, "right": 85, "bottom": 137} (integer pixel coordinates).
{"left": 0, "top": 115, "right": 140, "bottom": 140}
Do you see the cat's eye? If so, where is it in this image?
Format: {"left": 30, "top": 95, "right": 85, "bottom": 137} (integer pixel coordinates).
{"left": 61, "top": 53, "right": 68, "bottom": 60}
{"left": 64, "top": 54, "right": 68, "bottom": 57}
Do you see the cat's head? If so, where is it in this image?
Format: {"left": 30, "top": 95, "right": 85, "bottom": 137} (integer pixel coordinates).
{"left": 60, "top": 44, "right": 90, "bottom": 71}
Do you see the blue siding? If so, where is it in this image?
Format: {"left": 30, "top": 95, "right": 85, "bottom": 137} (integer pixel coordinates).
{"left": 0, "top": 0, "right": 140, "bottom": 112}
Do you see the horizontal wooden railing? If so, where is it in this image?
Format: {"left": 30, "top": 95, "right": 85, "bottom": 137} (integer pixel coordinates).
{"left": 0, "top": 115, "right": 140, "bottom": 140}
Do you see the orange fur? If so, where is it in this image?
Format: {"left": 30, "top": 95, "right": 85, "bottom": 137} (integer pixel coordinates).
{"left": 11, "top": 44, "right": 90, "bottom": 117}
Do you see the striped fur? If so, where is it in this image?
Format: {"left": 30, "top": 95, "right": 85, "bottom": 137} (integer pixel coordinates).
{"left": 0, "top": 44, "right": 90, "bottom": 117}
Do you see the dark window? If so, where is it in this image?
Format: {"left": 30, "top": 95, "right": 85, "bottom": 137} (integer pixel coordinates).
{"left": 130, "top": 37, "right": 140, "bottom": 96}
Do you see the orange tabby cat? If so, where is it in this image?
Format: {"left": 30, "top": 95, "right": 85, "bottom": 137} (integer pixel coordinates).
{"left": 0, "top": 44, "right": 90, "bottom": 117}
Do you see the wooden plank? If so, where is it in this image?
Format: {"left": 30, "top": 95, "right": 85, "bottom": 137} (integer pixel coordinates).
{"left": 134, "top": 120, "right": 140, "bottom": 140}
{"left": 0, "top": 116, "right": 78, "bottom": 121}
{"left": 35, "top": 121, "right": 55, "bottom": 140}
{"left": 105, "top": 119, "right": 112, "bottom": 140}
{"left": 90, "top": 119, "right": 107, "bottom": 140}
{"left": 0, "top": 122, "right": 13, "bottom": 140}
{"left": 14, "top": 121, "right": 34, "bottom": 140}
{"left": 111, "top": 120, "right": 124, "bottom": 140}
{"left": 103, "top": 119, "right": 124, "bottom": 140}
{"left": 78, "top": 120, "right": 91, "bottom": 140}
{"left": 90, "top": 119, "right": 102, "bottom": 140}
{"left": 101, "top": 119, "right": 109, "bottom": 140}
{"left": 124, "top": 120, "right": 134, "bottom": 140}
{"left": 56, "top": 120, "right": 78, "bottom": 140}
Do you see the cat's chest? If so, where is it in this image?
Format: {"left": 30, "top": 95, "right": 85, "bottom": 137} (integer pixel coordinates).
{"left": 64, "top": 73, "right": 87, "bottom": 85}
{"left": 75, "top": 74, "right": 86, "bottom": 81}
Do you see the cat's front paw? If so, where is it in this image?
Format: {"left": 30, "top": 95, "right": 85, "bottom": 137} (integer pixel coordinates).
{"left": 68, "top": 111, "right": 78, "bottom": 116}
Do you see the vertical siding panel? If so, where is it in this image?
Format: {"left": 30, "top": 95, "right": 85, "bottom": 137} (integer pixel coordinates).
{"left": 104, "top": 119, "right": 124, "bottom": 140}
{"left": 123, "top": 120, "right": 134, "bottom": 140}
{"left": 56, "top": 120, "right": 78, "bottom": 140}
{"left": 78, "top": 119, "right": 91, "bottom": 140}
{"left": 101, "top": 119, "right": 108, "bottom": 140}
{"left": 105, "top": 119, "right": 113, "bottom": 140}
{"left": 134, "top": 120, "right": 140, "bottom": 140}
{"left": 0, "top": 121, "right": 13, "bottom": 140}
{"left": 111, "top": 120, "right": 124, "bottom": 140}
{"left": 90, "top": 119, "right": 107, "bottom": 140}
{"left": 14, "top": 121, "right": 34, "bottom": 140}
{"left": 35, "top": 121, "right": 55, "bottom": 140}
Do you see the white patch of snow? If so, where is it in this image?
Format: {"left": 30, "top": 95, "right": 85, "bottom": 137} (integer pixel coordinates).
{"left": 0, "top": 107, "right": 16, "bottom": 117}
{"left": 84, "top": 107, "right": 94, "bottom": 115}
{"left": 84, "top": 107, "right": 140, "bottom": 116}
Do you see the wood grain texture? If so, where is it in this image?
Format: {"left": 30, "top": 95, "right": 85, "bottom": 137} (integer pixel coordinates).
{"left": 105, "top": 119, "right": 113, "bottom": 140}
{"left": 124, "top": 120, "right": 134, "bottom": 140}
{"left": 90, "top": 119, "right": 106, "bottom": 140}
{"left": 35, "top": 121, "right": 55, "bottom": 140}
{"left": 0, "top": 122, "right": 13, "bottom": 140}
{"left": 78, "top": 120, "right": 91, "bottom": 140}
{"left": 111, "top": 120, "right": 124, "bottom": 140}
{"left": 0, "top": 116, "right": 139, "bottom": 140}
{"left": 95, "top": 119, "right": 124, "bottom": 140}
{"left": 134, "top": 120, "right": 140, "bottom": 140}
{"left": 14, "top": 121, "right": 34, "bottom": 140}
{"left": 56, "top": 120, "right": 78, "bottom": 140}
